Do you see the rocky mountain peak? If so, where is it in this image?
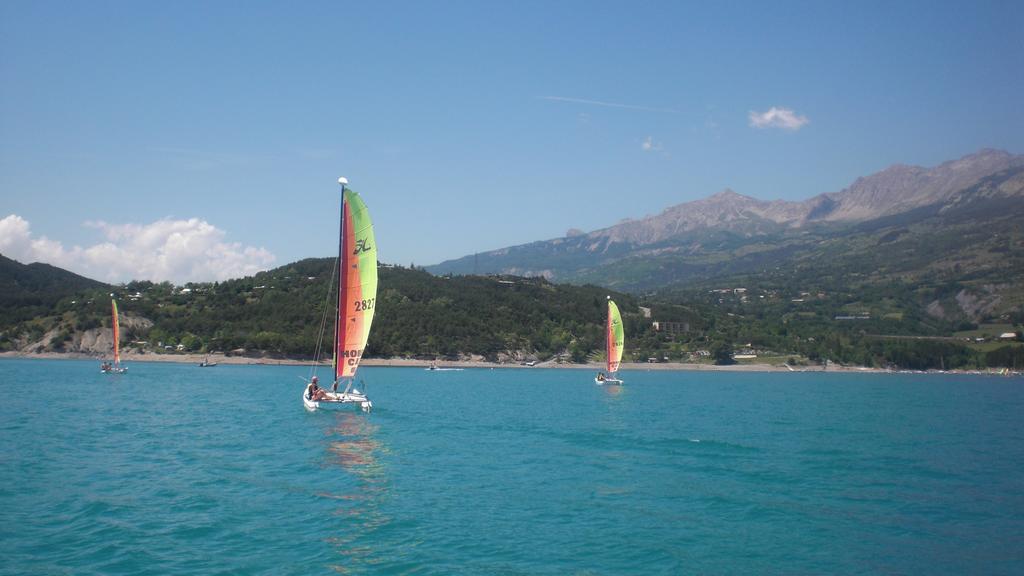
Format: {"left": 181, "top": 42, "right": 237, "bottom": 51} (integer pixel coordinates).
{"left": 428, "top": 148, "right": 1024, "bottom": 281}
{"left": 707, "top": 188, "right": 744, "bottom": 200}
{"left": 587, "top": 149, "right": 1024, "bottom": 245}
{"left": 816, "top": 149, "right": 1024, "bottom": 221}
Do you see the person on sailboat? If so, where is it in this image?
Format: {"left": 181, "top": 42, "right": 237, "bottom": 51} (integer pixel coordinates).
{"left": 596, "top": 372, "right": 606, "bottom": 382}
{"left": 306, "top": 376, "right": 328, "bottom": 401}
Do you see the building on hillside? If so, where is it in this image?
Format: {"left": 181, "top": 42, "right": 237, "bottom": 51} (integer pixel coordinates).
{"left": 653, "top": 321, "right": 689, "bottom": 335}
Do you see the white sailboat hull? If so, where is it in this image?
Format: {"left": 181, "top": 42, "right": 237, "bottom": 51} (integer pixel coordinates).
{"left": 303, "top": 390, "right": 373, "bottom": 413}
{"left": 595, "top": 377, "right": 623, "bottom": 385}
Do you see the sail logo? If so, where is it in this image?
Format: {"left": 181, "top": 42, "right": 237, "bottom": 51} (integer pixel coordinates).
{"left": 341, "top": 347, "right": 363, "bottom": 367}
{"left": 353, "top": 238, "right": 372, "bottom": 255}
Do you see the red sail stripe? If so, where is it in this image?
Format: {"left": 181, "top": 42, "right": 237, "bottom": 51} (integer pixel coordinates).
{"left": 336, "top": 199, "right": 366, "bottom": 380}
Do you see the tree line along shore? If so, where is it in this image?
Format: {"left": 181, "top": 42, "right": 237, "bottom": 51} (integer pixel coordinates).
{"left": 2, "top": 259, "right": 1023, "bottom": 372}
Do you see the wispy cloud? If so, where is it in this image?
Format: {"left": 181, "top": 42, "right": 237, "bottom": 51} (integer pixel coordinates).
{"left": 748, "top": 106, "right": 809, "bottom": 130}
{"left": 641, "top": 136, "right": 663, "bottom": 152}
{"left": 541, "top": 96, "right": 680, "bottom": 114}
{"left": 0, "top": 214, "right": 275, "bottom": 284}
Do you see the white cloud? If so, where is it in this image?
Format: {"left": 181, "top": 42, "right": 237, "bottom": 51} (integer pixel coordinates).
{"left": 0, "top": 214, "right": 32, "bottom": 253}
{"left": 641, "top": 136, "right": 663, "bottom": 152}
{"left": 0, "top": 214, "right": 275, "bottom": 284}
{"left": 748, "top": 106, "right": 809, "bottom": 130}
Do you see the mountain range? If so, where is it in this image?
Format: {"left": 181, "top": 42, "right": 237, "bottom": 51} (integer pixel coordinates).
{"left": 428, "top": 149, "right": 1024, "bottom": 294}
{"left": 2, "top": 147, "right": 1021, "bottom": 368}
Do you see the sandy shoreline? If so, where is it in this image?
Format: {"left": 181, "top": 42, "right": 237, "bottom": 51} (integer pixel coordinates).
{"left": 3, "top": 351, "right": 1017, "bottom": 375}
{"left": 0, "top": 350, "right": 861, "bottom": 373}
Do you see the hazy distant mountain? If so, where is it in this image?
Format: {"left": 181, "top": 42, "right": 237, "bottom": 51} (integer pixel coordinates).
{"left": 428, "top": 149, "right": 1024, "bottom": 290}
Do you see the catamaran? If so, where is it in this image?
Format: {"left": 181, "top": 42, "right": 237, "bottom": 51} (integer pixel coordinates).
{"left": 595, "top": 297, "right": 623, "bottom": 384}
{"left": 303, "top": 177, "right": 376, "bottom": 413}
{"left": 101, "top": 297, "right": 127, "bottom": 374}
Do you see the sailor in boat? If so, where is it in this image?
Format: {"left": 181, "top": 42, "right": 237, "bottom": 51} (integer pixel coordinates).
{"left": 306, "top": 376, "right": 328, "bottom": 401}
{"left": 596, "top": 372, "right": 606, "bottom": 382}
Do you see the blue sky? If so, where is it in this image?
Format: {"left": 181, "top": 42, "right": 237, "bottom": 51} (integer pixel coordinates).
{"left": 1, "top": 1, "right": 1022, "bottom": 283}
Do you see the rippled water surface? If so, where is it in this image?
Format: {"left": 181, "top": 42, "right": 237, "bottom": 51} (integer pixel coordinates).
{"left": 2, "top": 358, "right": 1023, "bottom": 574}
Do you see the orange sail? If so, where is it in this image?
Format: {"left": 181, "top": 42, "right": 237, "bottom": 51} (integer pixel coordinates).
{"left": 111, "top": 298, "right": 121, "bottom": 368}
{"left": 334, "top": 189, "right": 378, "bottom": 381}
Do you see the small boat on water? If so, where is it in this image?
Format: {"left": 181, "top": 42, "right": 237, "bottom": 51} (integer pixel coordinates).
{"left": 199, "top": 357, "right": 217, "bottom": 367}
{"left": 595, "top": 297, "right": 623, "bottom": 385}
{"left": 425, "top": 361, "right": 463, "bottom": 371}
{"left": 101, "top": 296, "right": 127, "bottom": 374}
{"left": 302, "top": 177, "right": 376, "bottom": 413}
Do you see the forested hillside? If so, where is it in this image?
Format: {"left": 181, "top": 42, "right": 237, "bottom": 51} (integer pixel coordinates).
{"left": 0, "top": 258, "right": 646, "bottom": 363}
{"left": 0, "top": 254, "right": 109, "bottom": 326}
{"left": 1, "top": 254, "right": 1021, "bottom": 370}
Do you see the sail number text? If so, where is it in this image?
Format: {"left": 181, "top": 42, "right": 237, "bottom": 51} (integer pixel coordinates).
{"left": 354, "top": 298, "right": 376, "bottom": 312}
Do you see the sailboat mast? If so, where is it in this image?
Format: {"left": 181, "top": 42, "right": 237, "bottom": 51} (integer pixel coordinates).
{"left": 335, "top": 181, "right": 347, "bottom": 384}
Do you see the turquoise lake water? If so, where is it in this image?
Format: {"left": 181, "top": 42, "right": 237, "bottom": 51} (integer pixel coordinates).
{"left": 1, "top": 358, "right": 1022, "bottom": 575}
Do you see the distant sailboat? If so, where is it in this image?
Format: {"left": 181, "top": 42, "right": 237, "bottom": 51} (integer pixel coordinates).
{"left": 303, "top": 177, "right": 376, "bottom": 413}
{"left": 101, "top": 297, "right": 127, "bottom": 374}
{"left": 595, "top": 296, "right": 624, "bottom": 384}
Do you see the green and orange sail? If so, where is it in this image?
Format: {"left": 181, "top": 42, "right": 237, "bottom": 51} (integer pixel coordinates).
{"left": 111, "top": 298, "right": 121, "bottom": 368}
{"left": 606, "top": 298, "right": 624, "bottom": 374}
{"left": 334, "top": 188, "right": 378, "bottom": 381}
